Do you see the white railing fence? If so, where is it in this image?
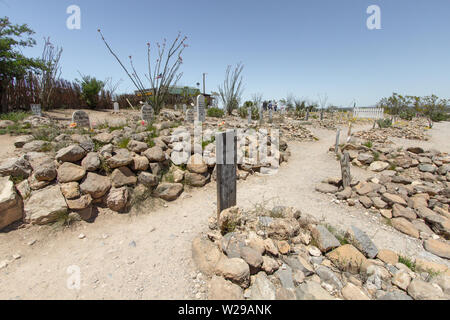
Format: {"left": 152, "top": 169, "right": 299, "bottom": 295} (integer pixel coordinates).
{"left": 353, "top": 107, "right": 384, "bottom": 119}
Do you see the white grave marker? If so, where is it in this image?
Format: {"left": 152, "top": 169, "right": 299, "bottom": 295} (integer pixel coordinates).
{"left": 141, "top": 104, "right": 154, "bottom": 122}
{"left": 196, "top": 95, "right": 206, "bottom": 122}
{"left": 31, "top": 104, "right": 42, "bottom": 117}
{"left": 113, "top": 102, "right": 119, "bottom": 112}
{"left": 186, "top": 109, "right": 195, "bottom": 123}
{"left": 72, "top": 110, "right": 90, "bottom": 128}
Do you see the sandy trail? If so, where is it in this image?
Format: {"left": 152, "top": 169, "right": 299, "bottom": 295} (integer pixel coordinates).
{"left": 0, "top": 122, "right": 449, "bottom": 300}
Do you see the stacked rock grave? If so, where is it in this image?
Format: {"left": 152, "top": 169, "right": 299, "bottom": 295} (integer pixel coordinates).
{"left": 317, "top": 142, "right": 450, "bottom": 261}
{"left": 192, "top": 206, "right": 450, "bottom": 300}
{"left": 0, "top": 111, "right": 290, "bottom": 231}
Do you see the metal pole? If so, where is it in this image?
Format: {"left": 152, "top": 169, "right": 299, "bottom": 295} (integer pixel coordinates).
{"left": 202, "top": 73, "right": 206, "bottom": 95}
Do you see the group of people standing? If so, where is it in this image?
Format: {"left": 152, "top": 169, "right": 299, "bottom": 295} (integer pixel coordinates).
{"left": 262, "top": 100, "right": 279, "bottom": 112}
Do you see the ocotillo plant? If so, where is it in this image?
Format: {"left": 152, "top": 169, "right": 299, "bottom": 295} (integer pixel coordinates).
{"left": 98, "top": 29, "right": 188, "bottom": 114}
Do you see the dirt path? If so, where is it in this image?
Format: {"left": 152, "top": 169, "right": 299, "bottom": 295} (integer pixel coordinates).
{"left": 0, "top": 122, "right": 449, "bottom": 300}
{"left": 0, "top": 135, "right": 17, "bottom": 161}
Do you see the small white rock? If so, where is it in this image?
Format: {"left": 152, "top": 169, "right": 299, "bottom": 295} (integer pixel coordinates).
{"left": 78, "top": 233, "right": 86, "bottom": 239}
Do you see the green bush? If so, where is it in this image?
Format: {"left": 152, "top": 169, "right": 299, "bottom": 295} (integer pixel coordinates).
{"left": 399, "top": 109, "right": 415, "bottom": 120}
{"left": 207, "top": 107, "right": 224, "bottom": 118}
{"left": 238, "top": 105, "right": 260, "bottom": 120}
{"left": 377, "top": 118, "right": 392, "bottom": 128}
{"left": 0, "top": 111, "right": 31, "bottom": 122}
{"left": 430, "top": 112, "right": 449, "bottom": 122}
{"left": 76, "top": 75, "right": 104, "bottom": 108}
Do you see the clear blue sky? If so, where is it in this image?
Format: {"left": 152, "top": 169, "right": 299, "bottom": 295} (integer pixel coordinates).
{"left": 2, "top": 0, "right": 450, "bottom": 107}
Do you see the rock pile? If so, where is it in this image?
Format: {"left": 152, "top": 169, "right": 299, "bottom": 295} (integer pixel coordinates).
{"left": 0, "top": 115, "right": 289, "bottom": 231}
{"left": 319, "top": 144, "right": 450, "bottom": 260}
{"left": 192, "top": 206, "right": 450, "bottom": 300}
{"left": 353, "top": 120, "right": 430, "bottom": 142}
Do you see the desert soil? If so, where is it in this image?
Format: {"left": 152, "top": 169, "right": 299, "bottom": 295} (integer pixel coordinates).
{"left": 0, "top": 120, "right": 449, "bottom": 300}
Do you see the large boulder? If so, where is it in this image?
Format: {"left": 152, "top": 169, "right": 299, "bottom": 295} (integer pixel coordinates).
{"left": 424, "top": 215, "right": 450, "bottom": 239}
{"left": 127, "top": 140, "right": 148, "bottom": 153}
{"left": 345, "top": 226, "right": 378, "bottom": 259}
{"left": 66, "top": 194, "right": 92, "bottom": 210}
{"left": 249, "top": 272, "right": 276, "bottom": 300}
{"left": 93, "top": 132, "right": 113, "bottom": 144}
{"left": 153, "top": 183, "right": 183, "bottom": 201}
{"left": 187, "top": 154, "right": 208, "bottom": 174}
{"left": 79, "top": 172, "right": 111, "bottom": 199}
{"left": 137, "top": 172, "right": 159, "bottom": 187}
{"left": 107, "top": 149, "right": 133, "bottom": 169}
{"left": 392, "top": 204, "right": 417, "bottom": 221}
{"left": 60, "top": 182, "right": 80, "bottom": 200}
{"left": 130, "top": 156, "right": 149, "bottom": 171}
{"left": 56, "top": 145, "right": 87, "bottom": 162}
{"left": 0, "top": 156, "right": 32, "bottom": 178}
{"left": 106, "top": 187, "right": 129, "bottom": 212}
{"left": 218, "top": 207, "right": 242, "bottom": 235}
{"left": 34, "top": 161, "right": 57, "bottom": 182}
{"left": 391, "top": 217, "right": 420, "bottom": 238}
{"left": 382, "top": 193, "right": 407, "bottom": 206}
{"left": 0, "top": 176, "right": 23, "bottom": 230}
{"left": 423, "top": 239, "right": 450, "bottom": 259}
{"left": 407, "top": 279, "right": 445, "bottom": 300}
{"left": 208, "top": 276, "right": 244, "bottom": 300}
{"left": 377, "top": 249, "right": 398, "bottom": 265}
{"left": 143, "top": 146, "right": 165, "bottom": 162}
{"left": 215, "top": 257, "right": 250, "bottom": 288}
{"left": 110, "top": 167, "right": 137, "bottom": 188}
{"left": 311, "top": 225, "right": 341, "bottom": 253}
{"left": 341, "top": 283, "right": 370, "bottom": 300}
{"left": 295, "top": 280, "right": 334, "bottom": 300}
{"left": 240, "top": 246, "right": 263, "bottom": 275}
{"left": 192, "top": 237, "right": 224, "bottom": 276}
{"left": 369, "top": 161, "right": 389, "bottom": 172}
{"left": 81, "top": 152, "right": 100, "bottom": 171}
{"left": 14, "top": 135, "right": 34, "bottom": 148}
{"left": 326, "top": 244, "right": 367, "bottom": 274}
{"left": 264, "top": 218, "right": 300, "bottom": 240}
{"left": 57, "top": 162, "right": 86, "bottom": 183}
{"left": 24, "top": 185, "right": 68, "bottom": 225}
{"left": 23, "top": 140, "right": 48, "bottom": 153}
{"left": 315, "top": 183, "right": 338, "bottom": 194}
{"left": 184, "top": 172, "right": 208, "bottom": 187}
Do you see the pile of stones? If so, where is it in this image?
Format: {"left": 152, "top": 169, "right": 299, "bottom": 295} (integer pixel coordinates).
{"left": 0, "top": 113, "right": 289, "bottom": 231}
{"left": 192, "top": 206, "right": 450, "bottom": 300}
{"left": 317, "top": 144, "right": 450, "bottom": 260}
{"left": 353, "top": 120, "right": 430, "bottom": 142}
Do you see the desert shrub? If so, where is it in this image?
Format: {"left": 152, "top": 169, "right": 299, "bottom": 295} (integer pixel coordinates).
{"left": 0, "top": 111, "right": 31, "bottom": 122}
{"left": 32, "top": 126, "right": 61, "bottom": 142}
{"left": 377, "top": 118, "right": 392, "bottom": 128}
{"left": 76, "top": 75, "right": 104, "bottom": 108}
{"left": 238, "top": 105, "right": 259, "bottom": 120}
{"left": 363, "top": 141, "right": 373, "bottom": 148}
{"left": 399, "top": 109, "right": 415, "bottom": 121}
{"left": 430, "top": 112, "right": 449, "bottom": 122}
{"left": 207, "top": 107, "right": 224, "bottom": 118}
{"left": 117, "top": 137, "right": 130, "bottom": 149}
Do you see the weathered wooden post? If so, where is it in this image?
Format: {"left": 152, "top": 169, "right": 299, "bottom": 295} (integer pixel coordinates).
{"left": 320, "top": 109, "right": 324, "bottom": 121}
{"left": 340, "top": 151, "right": 351, "bottom": 188}
{"left": 248, "top": 107, "right": 252, "bottom": 124}
{"left": 346, "top": 122, "right": 353, "bottom": 143}
{"left": 335, "top": 129, "right": 341, "bottom": 154}
{"left": 216, "top": 129, "right": 237, "bottom": 218}
{"left": 305, "top": 110, "right": 309, "bottom": 121}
